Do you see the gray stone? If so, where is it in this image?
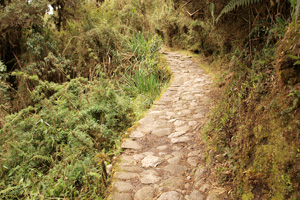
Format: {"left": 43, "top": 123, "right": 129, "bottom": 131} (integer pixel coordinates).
{"left": 108, "top": 193, "right": 132, "bottom": 200}
{"left": 157, "top": 145, "right": 168, "bottom": 150}
{"left": 168, "top": 131, "right": 186, "bottom": 138}
{"left": 161, "top": 177, "right": 185, "bottom": 190}
{"left": 119, "top": 156, "right": 137, "bottom": 166}
{"left": 187, "top": 157, "right": 199, "bottom": 167}
{"left": 138, "top": 117, "right": 155, "bottom": 125}
{"left": 122, "top": 140, "right": 142, "bottom": 150}
{"left": 158, "top": 191, "right": 183, "bottom": 200}
{"left": 171, "top": 136, "right": 191, "bottom": 144}
{"left": 206, "top": 194, "right": 219, "bottom": 200}
{"left": 166, "top": 112, "right": 175, "bottom": 116}
{"left": 194, "top": 167, "right": 206, "bottom": 181}
{"left": 175, "top": 126, "right": 190, "bottom": 133}
{"left": 119, "top": 166, "right": 143, "bottom": 173}
{"left": 163, "top": 164, "right": 187, "bottom": 175}
{"left": 143, "top": 152, "right": 154, "bottom": 156}
{"left": 129, "top": 131, "right": 144, "bottom": 138}
{"left": 168, "top": 152, "right": 183, "bottom": 165}
{"left": 113, "top": 181, "right": 133, "bottom": 192}
{"left": 134, "top": 186, "right": 155, "bottom": 200}
{"left": 174, "top": 120, "right": 186, "bottom": 126}
{"left": 188, "top": 151, "right": 199, "bottom": 157}
{"left": 188, "top": 121, "right": 197, "bottom": 126}
{"left": 152, "top": 128, "right": 172, "bottom": 137}
{"left": 106, "top": 164, "right": 112, "bottom": 175}
{"left": 189, "top": 190, "right": 205, "bottom": 200}
{"left": 133, "top": 154, "right": 144, "bottom": 161}
{"left": 193, "top": 113, "right": 205, "bottom": 119}
{"left": 140, "top": 170, "right": 161, "bottom": 184}
{"left": 198, "top": 183, "right": 210, "bottom": 192}
{"left": 114, "top": 172, "right": 138, "bottom": 180}
{"left": 141, "top": 155, "right": 163, "bottom": 168}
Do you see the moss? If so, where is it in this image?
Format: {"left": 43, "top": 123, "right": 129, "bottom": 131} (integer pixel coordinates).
{"left": 204, "top": 23, "right": 300, "bottom": 198}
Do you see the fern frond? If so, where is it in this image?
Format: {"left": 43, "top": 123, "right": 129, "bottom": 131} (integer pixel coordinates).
{"left": 216, "top": 0, "right": 263, "bottom": 22}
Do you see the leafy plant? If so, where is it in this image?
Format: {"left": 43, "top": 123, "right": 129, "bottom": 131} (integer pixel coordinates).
{"left": 216, "top": 0, "right": 264, "bottom": 22}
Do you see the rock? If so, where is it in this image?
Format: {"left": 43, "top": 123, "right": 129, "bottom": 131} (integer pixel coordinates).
{"left": 157, "top": 191, "right": 183, "bottom": 200}
{"left": 106, "top": 164, "right": 112, "bottom": 175}
{"left": 168, "top": 131, "right": 186, "bottom": 138}
{"left": 171, "top": 136, "right": 191, "bottom": 144}
{"left": 167, "top": 152, "right": 183, "bottom": 165}
{"left": 188, "top": 151, "right": 199, "bottom": 157}
{"left": 108, "top": 193, "right": 132, "bottom": 200}
{"left": 163, "top": 164, "right": 187, "bottom": 175}
{"left": 172, "top": 146, "right": 183, "bottom": 151}
{"left": 143, "top": 152, "right": 154, "bottom": 156}
{"left": 175, "top": 126, "right": 190, "bottom": 133}
{"left": 119, "top": 166, "right": 143, "bottom": 173}
{"left": 141, "top": 155, "right": 163, "bottom": 168}
{"left": 198, "top": 183, "right": 210, "bottom": 192}
{"left": 119, "top": 156, "right": 137, "bottom": 166}
{"left": 152, "top": 128, "right": 172, "bottom": 137}
{"left": 187, "top": 157, "right": 199, "bottom": 167}
{"left": 166, "top": 112, "right": 175, "bottom": 117}
{"left": 168, "top": 156, "right": 182, "bottom": 165}
{"left": 129, "top": 131, "right": 144, "bottom": 138}
{"left": 122, "top": 140, "right": 142, "bottom": 150}
{"left": 114, "top": 172, "right": 138, "bottom": 180}
{"left": 140, "top": 170, "right": 161, "bottom": 184}
{"left": 161, "top": 177, "right": 185, "bottom": 190}
{"left": 174, "top": 120, "right": 186, "bottom": 126}
{"left": 133, "top": 154, "right": 144, "bottom": 161}
{"left": 134, "top": 186, "right": 155, "bottom": 200}
{"left": 194, "top": 167, "right": 206, "bottom": 181}
{"left": 113, "top": 181, "right": 133, "bottom": 192}
{"left": 189, "top": 190, "right": 205, "bottom": 200}
{"left": 206, "top": 193, "right": 219, "bottom": 200}
{"left": 188, "top": 121, "right": 197, "bottom": 126}
{"left": 157, "top": 145, "right": 168, "bottom": 150}
{"left": 192, "top": 113, "right": 205, "bottom": 119}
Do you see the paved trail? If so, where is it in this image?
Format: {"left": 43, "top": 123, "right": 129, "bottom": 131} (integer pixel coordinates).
{"left": 107, "top": 52, "right": 226, "bottom": 200}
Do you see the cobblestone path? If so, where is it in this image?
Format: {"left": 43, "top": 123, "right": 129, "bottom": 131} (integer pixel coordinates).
{"left": 107, "top": 52, "right": 226, "bottom": 200}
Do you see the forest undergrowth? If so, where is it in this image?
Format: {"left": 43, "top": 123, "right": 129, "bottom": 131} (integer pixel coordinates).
{"left": 0, "top": 0, "right": 170, "bottom": 199}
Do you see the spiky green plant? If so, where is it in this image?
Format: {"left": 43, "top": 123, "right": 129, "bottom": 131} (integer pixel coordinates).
{"left": 216, "top": 0, "right": 263, "bottom": 22}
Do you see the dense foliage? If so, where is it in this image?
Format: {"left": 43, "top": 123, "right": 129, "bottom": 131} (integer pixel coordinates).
{"left": 0, "top": 0, "right": 170, "bottom": 198}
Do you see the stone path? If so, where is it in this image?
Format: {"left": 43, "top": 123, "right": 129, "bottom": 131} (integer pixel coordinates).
{"left": 107, "top": 52, "right": 226, "bottom": 200}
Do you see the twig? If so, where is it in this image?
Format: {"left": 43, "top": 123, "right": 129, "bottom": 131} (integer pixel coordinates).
{"left": 186, "top": 9, "right": 202, "bottom": 16}
{"left": 181, "top": 0, "right": 194, "bottom": 8}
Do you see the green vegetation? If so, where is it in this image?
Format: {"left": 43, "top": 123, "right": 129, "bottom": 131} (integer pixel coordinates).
{"left": 0, "top": 0, "right": 170, "bottom": 199}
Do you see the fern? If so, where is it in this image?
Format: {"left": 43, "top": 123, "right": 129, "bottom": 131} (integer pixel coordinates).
{"left": 216, "top": 0, "right": 263, "bottom": 22}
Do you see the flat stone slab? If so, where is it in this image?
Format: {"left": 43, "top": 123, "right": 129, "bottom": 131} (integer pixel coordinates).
{"left": 152, "top": 128, "right": 172, "bottom": 137}
{"left": 171, "top": 136, "right": 191, "bottom": 144}
{"left": 187, "top": 157, "right": 199, "bottom": 167}
{"left": 186, "top": 190, "right": 205, "bottom": 200}
{"left": 134, "top": 186, "right": 155, "bottom": 200}
{"left": 129, "top": 131, "right": 144, "bottom": 138}
{"left": 108, "top": 193, "right": 132, "bottom": 200}
{"left": 122, "top": 140, "right": 142, "bottom": 150}
{"left": 157, "top": 191, "right": 183, "bottom": 200}
{"left": 113, "top": 181, "right": 133, "bottom": 192}
{"left": 140, "top": 170, "right": 161, "bottom": 184}
{"left": 168, "top": 131, "right": 186, "bottom": 138}
{"left": 163, "top": 164, "right": 187, "bottom": 175}
{"left": 161, "top": 177, "right": 185, "bottom": 190}
{"left": 114, "top": 172, "right": 138, "bottom": 180}
{"left": 141, "top": 155, "right": 164, "bottom": 168}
